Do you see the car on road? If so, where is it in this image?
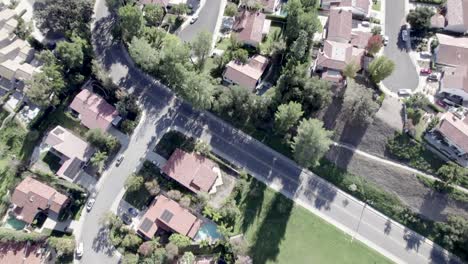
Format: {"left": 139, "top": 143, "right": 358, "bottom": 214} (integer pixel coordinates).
{"left": 116, "top": 155, "right": 124, "bottom": 166}
{"left": 401, "top": 30, "right": 409, "bottom": 42}
{"left": 361, "top": 21, "right": 370, "bottom": 27}
{"left": 419, "top": 68, "right": 432, "bottom": 75}
{"left": 75, "top": 242, "right": 84, "bottom": 259}
{"left": 427, "top": 74, "right": 439, "bottom": 82}
{"left": 190, "top": 15, "right": 198, "bottom": 24}
{"left": 121, "top": 213, "right": 132, "bottom": 225}
{"left": 398, "top": 89, "right": 412, "bottom": 96}
{"left": 128, "top": 207, "right": 138, "bottom": 217}
{"left": 382, "top": 35, "right": 389, "bottom": 46}
{"left": 86, "top": 198, "right": 95, "bottom": 212}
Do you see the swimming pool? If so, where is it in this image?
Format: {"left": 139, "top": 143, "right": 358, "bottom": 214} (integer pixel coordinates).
{"left": 3, "top": 216, "right": 27, "bottom": 230}
{"left": 195, "top": 222, "right": 221, "bottom": 242}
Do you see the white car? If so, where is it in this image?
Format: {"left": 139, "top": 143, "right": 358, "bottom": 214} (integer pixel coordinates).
{"left": 86, "top": 198, "right": 95, "bottom": 212}
{"left": 383, "top": 35, "right": 389, "bottom": 46}
{"left": 398, "top": 89, "right": 412, "bottom": 96}
{"left": 116, "top": 155, "right": 124, "bottom": 166}
{"left": 361, "top": 21, "right": 370, "bottom": 27}
{"left": 75, "top": 242, "right": 83, "bottom": 258}
{"left": 190, "top": 16, "right": 198, "bottom": 24}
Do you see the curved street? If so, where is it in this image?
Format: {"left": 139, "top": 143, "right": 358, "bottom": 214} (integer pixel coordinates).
{"left": 382, "top": 0, "right": 419, "bottom": 92}
{"left": 76, "top": 0, "right": 462, "bottom": 263}
{"left": 178, "top": 0, "right": 223, "bottom": 43}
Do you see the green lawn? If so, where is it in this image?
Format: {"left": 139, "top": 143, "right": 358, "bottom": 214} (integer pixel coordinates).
{"left": 235, "top": 180, "right": 393, "bottom": 264}
{"left": 372, "top": 0, "right": 381, "bottom": 11}
{"left": 215, "top": 37, "right": 231, "bottom": 51}
{"left": 38, "top": 106, "right": 88, "bottom": 138}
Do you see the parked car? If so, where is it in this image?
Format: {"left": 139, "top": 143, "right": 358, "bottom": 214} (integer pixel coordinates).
{"left": 190, "top": 15, "right": 198, "bottom": 24}
{"left": 442, "top": 98, "right": 456, "bottom": 107}
{"left": 128, "top": 207, "right": 138, "bottom": 217}
{"left": 361, "top": 21, "right": 370, "bottom": 27}
{"left": 427, "top": 74, "right": 439, "bottom": 82}
{"left": 398, "top": 89, "right": 412, "bottom": 96}
{"left": 446, "top": 94, "right": 463, "bottom": 105}
{"left": 401, "top": 29, "right": 409, "bottom": 42}
{"left": 121, "top": 213, "right": 132, "bottom": 225}
{"left": 383, "top": 35, "right": 389, "bottom": 46}
{"left": 419, "top": 68, "right": 432, "bottom": 75}
{"left": 75, "top": 242, "right": 84, "bottom": 258}
{"left": 116, "top": 155, "right": 124, "bottom": 166}
{"left": 86, "top": 198, "right": 95, "bottom": 212}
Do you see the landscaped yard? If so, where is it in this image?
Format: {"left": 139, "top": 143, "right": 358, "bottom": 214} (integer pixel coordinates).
{"left": 260, "top": 22, "right": 283, "bottom": 55}
{"left": 215, "top": 37, "right": 231, "bottom": 51}
{"left": 235, "top": 179, "right": 392, "bottom": 264}
{"left": 38, "top": 106, "right": 88, "bottom": 137}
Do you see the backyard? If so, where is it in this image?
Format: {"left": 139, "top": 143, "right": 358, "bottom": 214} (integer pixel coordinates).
{"left": 37, "top": 106, "right": 88, "bottom": 137}
{"left": 234, "top": 179, "right": 392, "bottom": 264}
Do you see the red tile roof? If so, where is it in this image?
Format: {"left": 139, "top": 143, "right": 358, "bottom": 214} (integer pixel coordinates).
{"left": 162, "top": 149, "right": 219, "bottom": 193}
{"left": 11, "top": 177, "right": 68, "bottom": 224}
{"left": 316, "top": 40, "right": 353, "bottom": 71}
{"left": 350, "top": 30, "right": 372, "bottom": 49}
{"left": 327, "top": 9, "right": 352, "bottom": 42}
{"left": 137, "top": 195, "right": 202, "bottom": 239}
{"left": 233, "top": 10, "right": 266, "bottom": 46}
{"left": 69, "top": 89, "right": 118, "bottom": 131}
{"left": 446, "top": 0, "right": 468, "bottom": 31}
{"left": 437, "top": 112, "right": 468, "bottom": 153}
{"left": 223, "top": 55, "right": 269, "bottom": 90}
{"left": 0, "top": 242, "right": 45, "bottom": 264}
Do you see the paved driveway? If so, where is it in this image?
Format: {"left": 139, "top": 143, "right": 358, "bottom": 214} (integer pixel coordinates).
{"left": 178, "top": 0, "right": 223, "bottom": 43}
{"left": 382, "top": 0, "right": 419, "bottom": 92}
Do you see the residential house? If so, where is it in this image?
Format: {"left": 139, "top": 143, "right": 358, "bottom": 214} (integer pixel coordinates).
{"left": 162, "top": 148, "right": 222, "bottom": 194}
{"left": 425, "top": 111, "right": 468, "bottom": 167}
{"left": 0, "top": 8, "right": 16, "bottom": 32}
{"left": 69, "top": 89, "right": 120, "bottom": 131}
{"left": 326, "top": 9, "right": 353, "bottom": 43}
{"left": 434, "top": 33, "right": 468, "bottom": 101}
{"left": 223, "top": 55, "right": 270, "bottom": 91}
{"left": 232, "top": 10, "right": 271, "bottom": 47}
{"left": 44, "top": 126, "right": 94, "bottom": 181}
{"left": 0, "top": 242, "right": 47, "bottom": 264}
{"left": 10, "top": 176, "right": 69, "bottom": 224}
{"left": 320, "top": 0, "right": 371, "bottom": 18}
{"left": 444, "top": 0, "right": 468, "bottom": 33}
{"left": 137, "top": 195, "right": 202, "bottom": 240}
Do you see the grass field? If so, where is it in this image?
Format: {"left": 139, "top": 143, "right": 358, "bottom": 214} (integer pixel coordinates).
{"left": 235, "top": 180, "right": 393, "bottom": 264}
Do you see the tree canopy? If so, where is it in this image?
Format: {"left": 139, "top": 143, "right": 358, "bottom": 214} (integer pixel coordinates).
{"left": 292, "top": 118, "right": 333, "bottom": 167}
{"left": 275, "top": 101, "right": 304, "bottom": 135}
{"left": 143, "top": 4, "right": 165, "bottom": 27}
{"left": 56, "top": 40, "right": 84, "bottom": 70}
{"left": 191, "top": 31, "right": 212, "bottom": 71}
{"left": 368, "top": 56, "right": 395, "bottom": 83}
{"left": 343, "top": 81, "right": 380, "bottom": 124}
{"left": 118, "top": 4, "right": 144, "bottom": 42}
{"left": 406, "top": 7, "right": 434, "bottom": 32}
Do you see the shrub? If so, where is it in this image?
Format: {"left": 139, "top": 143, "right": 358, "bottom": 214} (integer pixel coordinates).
{"left": 125, "top": 175, "right": 144, "bottom": 192}
{"left": 169, "top": 233, "right": 191, "bottom": 247}
{"left": 179, "top": 195, "right": 191, "bottom": 208}
{"left": 0, "top": 228, "right": 47, "bottom": 243}
{"left": 165, "top": 242, "right": 179, "bottom": 260}
{"left": 167, "top": 190, "right": 182, "bottom": 201}
{"left": 121, "top": 120, "right": 137, "bottom": 134}
{"left": 47, "top": 237, "right": 75, "bottom": 257}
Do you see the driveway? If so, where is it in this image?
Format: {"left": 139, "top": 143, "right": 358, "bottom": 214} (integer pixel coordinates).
{"left": 86, "top": 0, "right": 463, "bottom": 263}
{"left": 178, "top": 0, "right": 223, "bottom": 43}
{"left": 382, "top": 0, "right": 419, "bottom": 92}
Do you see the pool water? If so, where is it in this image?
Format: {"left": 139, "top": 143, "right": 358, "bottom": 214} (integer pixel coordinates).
{"left": 3, "top": 216, "right": 27, "bottom": 230}
{"left": 195, "top": 222, "right": 221, "bottom": 241}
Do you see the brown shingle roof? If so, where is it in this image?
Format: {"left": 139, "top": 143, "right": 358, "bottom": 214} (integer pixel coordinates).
{"left": 316, "top": 40, "right": 353, "bottom": 71}
{"left": 436, "top": 33, "right": 468, "bottom": 67}
{"left": 0, "top": 242, "right": 45, "bottom": 264}
{"left": 446, "top": 0, "right": 468, "bottom": 30}
{"left": 11, "top": 177, "right": 68, "bottom": 224}
{"left": 137, "top": 195, "right": 202, "bottom": 239}
{"left": 233, "top": 10, "right": 266, "bottom": 46}
{"left": 162, "top": 149, "right": 219, "bottom": 193}
{"left": 437, "top": 112, "right": 468, "bottom": 153}
{"left": 327, "top": 9, "right": 352, "bottom": 42}
{"left": 223, "top": 55, "right": 269, "bottom": 90}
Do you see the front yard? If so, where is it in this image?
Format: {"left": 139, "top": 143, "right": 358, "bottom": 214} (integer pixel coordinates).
{"left": 235, "top": 179, "right": 392, "bottom": 264}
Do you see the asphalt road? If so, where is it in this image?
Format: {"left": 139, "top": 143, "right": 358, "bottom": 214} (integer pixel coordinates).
{"left": 382, "top": 0, "right": 419, "bottom": 92}
{"left": 79, "top": 0, "right": 462, "bottom": 263}
{"left": 178, "top": 0, "right": 222, "bottom": 43}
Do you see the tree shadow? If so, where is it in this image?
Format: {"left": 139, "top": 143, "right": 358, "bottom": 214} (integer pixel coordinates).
{"left": 418, "top": 189, "right": 449, "bottom": 222}
{"left": 91, "top": 227, "right": 115, "bottom": 256}
{"left": 429, "top": 245, "right": 461, "bottom": 264}
{"left": 403, "top": 228, "right": 423, "bottom": 252}
{"left": 239, "top": 179, "right": 266, "bottom": 234}
{"left": 249, "top": 191, "right": 293, "bottom": 264}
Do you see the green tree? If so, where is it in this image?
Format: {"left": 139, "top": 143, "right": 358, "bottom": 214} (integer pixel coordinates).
{"left": 289, "top": 30, "right": 308, "bottom": 62}
{"left": 180, "top": 72, "right": 214, "bottom": 110}
{"left": 143, "top": 4, "right": 164, "bottom": 27}
{"left": 125, "top": 175, "right": 144, "bottom": 191}
{"left": 118, "top": 4, "right": 144, "bottom": 42}
{"left": 191, "top": 31, "right": 212, "bottom": 71}
{"left": 171, "top": 3, "right": 189, "bottom": 17}
{"left": 144, "top": 179, "right": 160, "bottom": 196}
{"left": 14, "top": 17, "right": 32, "bottom": 40}
{"left": 47, "top": 237, "right": 75, "bottom": 257}
{"left": 34, "top": 0, "right": 93, "bottom": 35}
{"left": 406, "top": 7, "right": 434, "bottom": 32}
{"left": 284, "top": 0, "right": 320, "bottom": 45}
{"left": 231, "top": 49, "right": 249, "bottom": 64}
{"left": 36, "top": 50, "right": 58, "bottom": 66}
{"left": 128, "top": 36, "right": 160, "bottom": 73}
{"left": 274, "top": 101, "right": 304, "bottom": 135}
{"left": 91, "top": 151, "right": 108, "bottom": 171}
{"left": 122, "top": 233, "right": 143, "bottom": 252}
{"left": 167, "top": 190, "right": 182, "bottom": 201}
{"left": 180, "top": 251, "right": 195, "bottom": 264}
{"left": 141, "top": 26, "right": 166, "bottom": 49}
{"left": 122, "top": 253, "right": 139, "bottom": 264}
{"left": 292, "top": 118, "right": 333, "bottom": 167}
{"left": 169, "top": 233, "right": 191, "bottom": 247}
{"left": 194, "top": 140, "right": 211, "bottom": 155}
{"left": 224, "top": 3, "right": 238, "bottom": 17}
{"left": 368, "top": 56, "right": 395, "bottom": 83}
{"left": 437, "top": 162, "right": 465, "bottom": 186}
{"left": 165, "top": 242, "right": 179, "bottom": 260}
{"left": 435, "top": 215, "right": 468, "bottom": 253}
{"left": 343, "top": 81, "right": 380, "bottom": 124}
{"left": 371, "top": 26, "right": 381, "bottom": 35}
{"left": 343, "top": 62, "right": 360, "bottom": 79}
{"left": 56, "top": 40, "right": 84, "bottom": 70}
{"left": 26, "top": 64, "right": 65, "bottom": 107}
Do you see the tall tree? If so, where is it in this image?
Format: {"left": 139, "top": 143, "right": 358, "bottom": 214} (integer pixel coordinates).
{"left": 171, "top": 3, "right": 189, "bottom": 17}
{"left": 343, "top": 62, "right": 360, "bottom": 79}
{"left": 55, "top": 40, "right": 84, "bottom": 70}
{"left": 34, "top": 0, "right": 93, "bottom": 35}
{"left": 118, "top": 4, "right": 144, "bottom": 42}
{"left": 274, "top": 101, "right": 304, "bottom": 135}
{"left": 128, "top": 36, "right": 160, "bottom": 73}
{"left": 26, "top": 64, "right": 65, "bottom": 107}
{"left": 91, "top": 151, "right": 108, "bottom": 171}
{"left": 143, "top": 4, "right": 164, "bottom": 27}
{"left": 284, "top": 0, "right": 304, "bottom": 44}
{"left": 289, "top": 30, "right": 308, "bottom": 62}
{"left": 343, "top": 81, "right": 380, "bottom": 124}
{"left": 125, "top": 175, "right": 144, "bottom": 192}
{"left": 292, "top": 118, "right": 333, "bottom": 167}
{"left": 368, "top": 56, "right": 395, "bottom": 83}
{"left": 141, "top": 26, "right": 166, "bottom": 49}
{"left": 191, "top": 31, "right": 212, "bottom": 71}
{"left": 437, "top": 162, "right": 465, "bottom": 187}
{"left": 181, "top": 72, "right": 214, "bottom": 110}
{"left": 406, "top": 7, "right": 434, "bottom": 32}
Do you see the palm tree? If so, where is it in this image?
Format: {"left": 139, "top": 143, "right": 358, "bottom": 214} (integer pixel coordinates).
{"left": 91, "top": 151, "right": 108, "bottom": 171}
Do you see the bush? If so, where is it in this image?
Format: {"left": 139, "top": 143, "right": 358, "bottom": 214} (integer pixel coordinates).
{"left": 121, "top": 120, "right": 137, "bottom": 134}
{"left": 167, "top": 190, "right": 182, "bottom": 201}
{"left": 0, "top": 228, "right": 47, "bottom": 243}
{"left": 47, "top": 236, "right": 75, "bottom": 257}
{"left": 165, "top": 243, "right": 179, "bottom": 260}
{"left": 168, "top": 233, "right": 191, "bottom": 247}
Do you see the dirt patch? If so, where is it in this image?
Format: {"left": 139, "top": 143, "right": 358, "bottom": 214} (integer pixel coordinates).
{"left": 209, "top": 171, "right": 237, "bottom": 209}
{"left": 326, "top": 146, "right": 468, "bottom": 222}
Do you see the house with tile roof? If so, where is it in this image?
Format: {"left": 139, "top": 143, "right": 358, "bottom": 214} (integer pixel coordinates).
{"left": 44, "top": 126, "right": 95, "bottom": 181}
{"left": 137, "top": 195, "right": 202, "bottom": 240}
{"left": 320, "top": 0, "right": 371, "bottom": 18}
{"left": 162, "top": 149, "right": 222, "bottom": 194}
{"left": 0, "top": 242, "right": 47, "bottom": 264}
{"left": 425, "top": 111, "right": 468, "bottom": 167}
{"left": 232, "top": 10, "right": 271, "bottom": 47}
{"left": 445, "top": 0, "right": 468, "bottom": 33}
{"left": 69, "top": 89, "right": 120, "bottom": 131}
{"left": 10, "top": 177, "right": 69, "bottom": 224}
{"left": 223, "top": 55, "right": 270, "bottom": 91}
